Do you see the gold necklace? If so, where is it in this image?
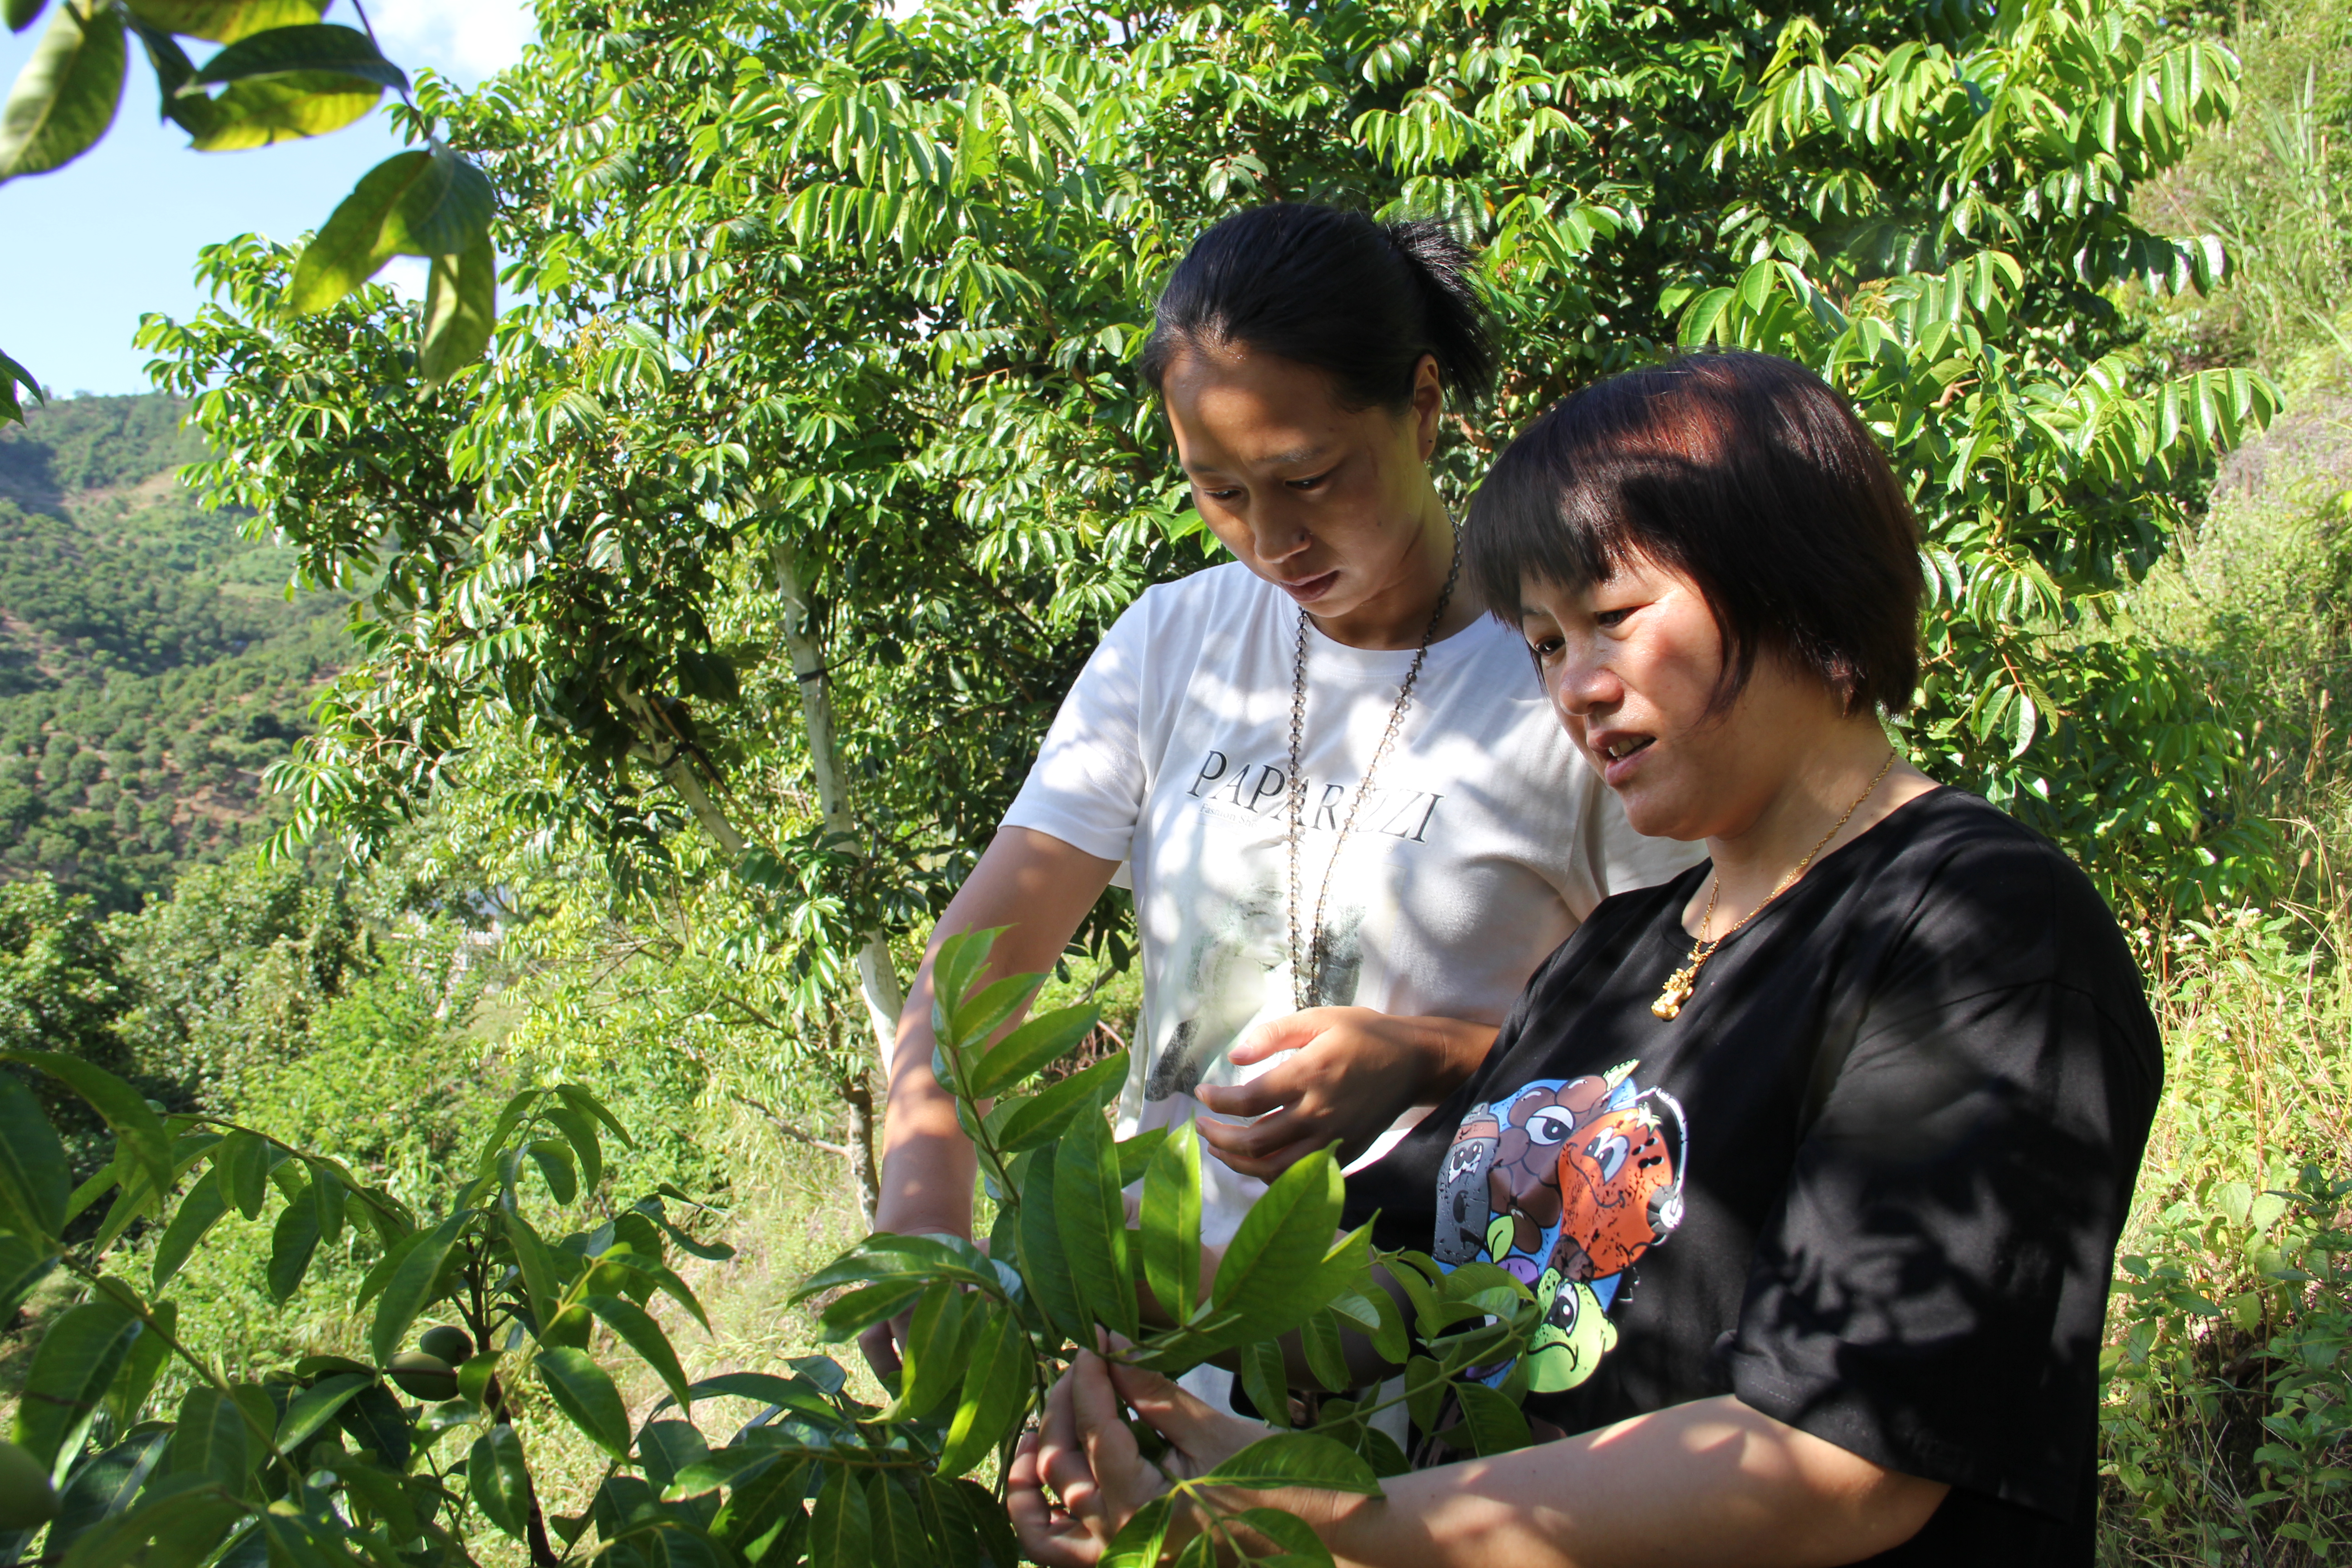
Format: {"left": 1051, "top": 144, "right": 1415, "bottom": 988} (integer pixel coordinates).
{"left": 1651, "top": 751, "right": 1897, "bottom": 1022}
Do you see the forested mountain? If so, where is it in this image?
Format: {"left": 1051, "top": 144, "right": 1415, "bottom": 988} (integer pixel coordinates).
{"left": 0, "top": 394, "right": 349, "bottom": 911}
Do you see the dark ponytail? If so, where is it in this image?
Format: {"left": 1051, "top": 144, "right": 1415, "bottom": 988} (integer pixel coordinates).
{"left": 1139, "top": 204, "right": 1495, "bottom": 411}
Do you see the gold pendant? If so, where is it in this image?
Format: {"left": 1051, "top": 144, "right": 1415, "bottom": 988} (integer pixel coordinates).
{"left": 1652, "top": 968, "right": 1696, "bottom": 1021}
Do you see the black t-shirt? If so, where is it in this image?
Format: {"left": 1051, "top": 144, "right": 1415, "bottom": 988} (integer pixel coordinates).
{"left": 1344, "top": 788, "right": 2161, "bottom": 1564}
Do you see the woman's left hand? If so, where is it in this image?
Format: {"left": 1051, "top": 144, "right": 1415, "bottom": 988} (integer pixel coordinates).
{"left": 1194, "top": 1009, "right": 1494, "bottom": 1179}
{"left": 1009, "top": 1348, "right": 1269, "bottom": 1567}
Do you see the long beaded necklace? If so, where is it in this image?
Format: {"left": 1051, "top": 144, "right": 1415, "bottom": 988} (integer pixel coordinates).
{"left": 1651, "top": 750, "right": 1896, "bottom": 1020}
{"left": 1284, "top": 530, "right": 1462, "bottom": 1012}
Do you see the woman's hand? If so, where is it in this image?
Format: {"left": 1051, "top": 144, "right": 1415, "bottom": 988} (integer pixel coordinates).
{"left": 1009, "top": 1349, "right": 1269, "bottom": 1567}
{"left": 1194, "top": 1009, "right": 1494, "bottom": 1179}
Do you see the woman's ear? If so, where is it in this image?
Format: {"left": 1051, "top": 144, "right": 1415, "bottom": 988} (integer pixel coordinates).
{"left": 1411, "top": 353, "right": 1445, "bottom": 459}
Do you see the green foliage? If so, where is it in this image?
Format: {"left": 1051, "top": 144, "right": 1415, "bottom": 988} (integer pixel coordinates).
{"left": 147, "top": 0, "right": 2284, "bottom": 1009}
{"left": 0, "top": 0, "right": 496, "bottom": 412}
{"left": 0, "top": 926, "right": 1520, "bottom": 1568}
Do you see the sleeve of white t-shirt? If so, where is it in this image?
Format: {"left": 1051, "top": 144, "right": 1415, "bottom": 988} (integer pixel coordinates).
{"left": 997, "top": 596, "right": 1152, "bottom": 862}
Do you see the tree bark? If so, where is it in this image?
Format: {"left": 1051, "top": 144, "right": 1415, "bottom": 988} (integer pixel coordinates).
{"left": 772, "top": 539, "right": 909, "bottom": 1069}
{"left": 840, "top": 1069, "right": 880, "bottom": 1230}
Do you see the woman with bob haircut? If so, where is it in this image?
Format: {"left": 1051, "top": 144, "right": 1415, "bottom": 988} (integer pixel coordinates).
{"left": 865, "top": 206, "right": 1697, "bottom": 1396}
{"left": 1007, "top": 349, "right": 2161, "bottom": 1566}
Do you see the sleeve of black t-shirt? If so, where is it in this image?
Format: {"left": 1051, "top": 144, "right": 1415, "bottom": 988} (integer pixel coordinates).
{"left": 1719, "top": 833, "right": 2162, "bottom": 1520}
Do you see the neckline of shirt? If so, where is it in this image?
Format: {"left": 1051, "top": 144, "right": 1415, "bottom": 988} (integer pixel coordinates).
{"left": 1673, "top": 784, "right": 1958, "bottom": 950}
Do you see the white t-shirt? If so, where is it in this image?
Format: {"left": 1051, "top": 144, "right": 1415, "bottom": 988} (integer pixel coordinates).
{"left": 1001, "top": 561, "right": 1701, "bottom": 1245}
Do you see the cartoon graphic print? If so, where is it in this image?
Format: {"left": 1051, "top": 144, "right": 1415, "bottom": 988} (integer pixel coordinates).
{"left": 1433, "top": 1063, "right": 1686, "bottom": 1394}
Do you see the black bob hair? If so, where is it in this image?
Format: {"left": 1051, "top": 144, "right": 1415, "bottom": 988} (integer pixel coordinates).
{"left": 1139, "top": 203, "right": 1495, "bottom": 411}
{"left": 1465, "top": 350, "right": 1923, "bottom": 716}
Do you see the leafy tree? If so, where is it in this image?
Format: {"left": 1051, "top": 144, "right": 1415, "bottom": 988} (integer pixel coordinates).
{"left": 0, "top": 0, "right": 498, "bottom": 421}
{"left": 143, "top": 0, "right": 2288, "bottom": 1169}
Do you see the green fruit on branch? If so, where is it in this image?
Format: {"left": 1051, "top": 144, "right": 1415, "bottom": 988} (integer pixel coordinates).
{"left": 387, "top": 1350, "right": 458, "bottom": 1401}
{"left": 0, "top": 1441, "right": 56, "bottom": 1530}
{"left": 417, "top": 1325, "right": 474, "bottom": 1364}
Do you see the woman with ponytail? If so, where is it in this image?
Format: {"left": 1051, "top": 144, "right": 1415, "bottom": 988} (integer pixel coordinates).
{"left": 864, "top": 206, "right": 1698, "bottom": 1394}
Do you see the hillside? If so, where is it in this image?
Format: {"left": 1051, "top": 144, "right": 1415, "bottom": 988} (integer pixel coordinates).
{"left": 0, "top": 394, "right": 351, "bottom": 912}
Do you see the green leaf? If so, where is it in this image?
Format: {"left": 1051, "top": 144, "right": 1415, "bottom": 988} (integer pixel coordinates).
{"left": 163, "top": 1386, "right": 246, "bottom": 1483}
{"left": 950, "top": 972, "right": 1044, "bottom": 1051}
{"left": 869, "top": 1472, "right": 927, "bottom": 1568}
{"left": 1114, "top": 1127, "right": 1168, "bottom": 1185}
{"left": 0, "top": 0, "right": 125, "bottom": 181}
{"left": 808, "top": 1465, "right": 871, "bottom": 1568}
{"left": 664, "top": 1445, "right": 777, "bottom": 1501}
{"left": 1238, "top": 1338, "right": 1290, "bottom": 1428}
{"left": 1210, "top": 1151, "right": 1347, "bottom": 1326}
{"left": 333, "top": 1381, "right": 410, "bottom": 1468}
{"left": 936, "top": 1303, "right": 1031, "bottom": 1480}
{"left": 14, "top": 1297, "right": 142, "bottom": 1480}
{"left": 1140, "top": 1121, "right": 1201, "bottom": 1322}
{"left": 1102, "top": 1496, "right": 1176, "bottom": 1568}
{"left": 1017, "top": 1145, "right": 1087, "bottom": 1339}
{"left": 928, "top": 928, "right": 1002, "bottom": 1036}
{"left": 877, "top": 1279, "right": 967, "bottom": 1422}
{"left": 104, "top": 1298, "right": 173, "bottom": 1427}
{"left": 284, "top": 148, "right": 427, "bottom": 314}
{"left": 995, "top": 1050, "right": 1127, "bottom": 1152}
{"left": 1301, "top": 1308, "right": 1351, "bottom": 1394}
{"left": 419, "top": 232, "right": 498, "bottom": 383}
{"left": 4, "top": 1052, "right": 173, "bottom": 1200}
{"left": 367, "top": 1210, "right": 466, "bottom": 1366}
{"left": 59, "top": 1481, "right": 247, "bottom": 1568}
{"left": 542, "top": 1103, "right": 605, "bottom": 1193}
{"left": 502, "top": 1197, "right": 564, "bottom": 1331}
{"left": 266, "top": 1190, "right": 320, "bottom": 1303}
{"left": 534, "top": 1347, "right": 631, "bottom": 1459}
{"left": 467, "top": 1426, "right": 531, "bottom": 1541}
{"left": 5, "top": 0, "right": 44, "bottom": 36}
{"left": 0, "top": 1232, "right": 59, "bottom": 1324}
{"left": 123, "top": 0, "right": 324, "bottom": 43}
{"left": 1200, "top": 1431, "right": 1384, "bottom": 1494}
{"left": 1057, "top": 1095, "right": 1137, "bottom": 1339}
{"left": 192, "top": 22, "right": 405, "bottom": 89}
{"left": 0, "top": 345, "right": 40, "bottom": 424}
{"left": 214, "top": 1131, "right": 268, "bottom": 1221}
{"left": 186, "top": 72, "right": 379, "bottom": 150}
{"left": 0, "top": 1068, "right": 68, "bottom": 1239}
{"left": 1230, "top": 1508, "right": 1335, "bottom": 1568}
{"left": 50, "top": 1431, "right": 169, "bottom": 1558}
{"left": 275, "top": 1372, "right": 369, "bottom": 1454}
{"left": 711, "top": 1454, "right": 806, "bottom": 1548}
{"left": 553, "top": 1083, "right": 634, "bottom": 1147}
{"left": 526, "top": 1139, "right": 578, "bottom": 1205}
{"left": 585, "top": 1293, "right": 692, "bottom": 1412}
{"left": 792, "top": 1232, "right": 999, "bottom": 1300}
{"left": 968, "top": 1004, "right": 1099, "bottom": 1099}
{"left": 382, "top": 146, "right": 495, "bottom": 259}
{"left": 306, "top": 1161, "right": 344, "bottom": 1245}
{"left": 1450, "top": 1381, "right": 1531, "bottom": 1456}
{"left": 813, "top": 1278, "right": 927, "bottom": 1343}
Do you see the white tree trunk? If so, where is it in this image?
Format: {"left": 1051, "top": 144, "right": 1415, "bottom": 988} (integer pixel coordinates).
{"left": 773, "top": 541, "right": 907, "bottom": 1068}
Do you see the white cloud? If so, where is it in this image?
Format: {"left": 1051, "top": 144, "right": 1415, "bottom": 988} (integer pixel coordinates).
{"left": 352, "top": 0, "right": 535, "bottom": 84}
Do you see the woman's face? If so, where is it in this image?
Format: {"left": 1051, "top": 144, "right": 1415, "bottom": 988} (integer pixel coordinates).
{"left": 1160, "top": 342, "right": 1443, "bottom": 623}
{"left": 1519, "top": 558, "right": 1841, "bottom": 841}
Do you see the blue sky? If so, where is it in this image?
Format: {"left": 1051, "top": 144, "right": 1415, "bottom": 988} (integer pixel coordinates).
{"left": 1, "top": 0, "right": 534, "bottom": 397}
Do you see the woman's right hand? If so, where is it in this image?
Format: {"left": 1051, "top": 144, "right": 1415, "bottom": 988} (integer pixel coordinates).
{"left": 1009, "top": 1347, "right": 1271, "bottom": 1567}
{"left": 1194, "top": 1009, "right": 1494, "bottom": 1179}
